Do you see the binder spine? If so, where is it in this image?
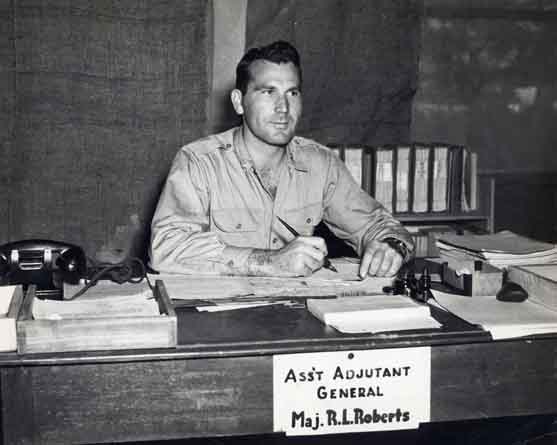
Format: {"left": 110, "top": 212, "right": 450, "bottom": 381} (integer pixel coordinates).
{"left": 427, "top": 145, "right": 435, "bottom": 213}
{"left": 362, "top": 146, "right": 373, "bottom": 195}
{"left": 392, "top": 144, "right": 398, "bottom": 214}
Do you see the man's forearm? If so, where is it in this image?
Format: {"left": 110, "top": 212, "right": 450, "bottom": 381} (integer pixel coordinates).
{"left": 231, "top": 249, "right": 286, "bottom": 276}
{"left": 226, "top": 248, "right": 307, "bottom": 277}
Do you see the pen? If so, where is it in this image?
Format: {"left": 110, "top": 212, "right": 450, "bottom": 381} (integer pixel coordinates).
{"left": 276, "top": 216, "right": 338, "bottom": 273}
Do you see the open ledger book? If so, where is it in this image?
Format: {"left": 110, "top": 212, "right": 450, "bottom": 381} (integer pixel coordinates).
{"left": 152, "top": 258, "right": 395, "bottom": 304}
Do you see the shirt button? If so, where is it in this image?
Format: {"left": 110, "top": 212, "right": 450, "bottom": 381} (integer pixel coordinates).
{"left": 306, "top": 218, "right": 312, "bottom": 224}
{"left": 272, "top": 238, "right": 278, "bottom": 244}
{"left": 236, "top": 223, "right": 242, "bottom": 229}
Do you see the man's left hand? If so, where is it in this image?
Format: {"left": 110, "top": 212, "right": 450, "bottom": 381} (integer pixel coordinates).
{"left": 359, "top": 239, "right": 404, "bottom": 278}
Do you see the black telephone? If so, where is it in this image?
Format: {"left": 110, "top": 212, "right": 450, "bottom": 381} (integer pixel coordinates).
{"left": 0, "top": 239, "right": 87, "bottom": 299}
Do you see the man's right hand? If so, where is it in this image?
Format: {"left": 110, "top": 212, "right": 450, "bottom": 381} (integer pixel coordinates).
{"left": 246, "top": 236, "right": 327, "bottom": 277}
{"left": 270, "top": 236, "right": 327, "bottom": 276}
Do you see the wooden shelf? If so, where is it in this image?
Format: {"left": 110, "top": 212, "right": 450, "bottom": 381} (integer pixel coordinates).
{"left": 397, "top": 214, "right": 489, "bottom": 224}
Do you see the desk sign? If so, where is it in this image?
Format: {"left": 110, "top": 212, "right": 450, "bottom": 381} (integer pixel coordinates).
{"left": 273, "top": 347, "right": 431, "bottom": 436}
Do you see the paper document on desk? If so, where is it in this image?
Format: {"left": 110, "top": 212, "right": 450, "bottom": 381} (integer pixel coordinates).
{"left": 197, "top": 301, "right": 292, "bottom": 312}
{"left": 437, "top": 231, "right": 557, "bottom": 268}
{"left": 34, "top": 281, "right": 158, "bottom": 320}
{"left": 430, "top": 289, "right": 557, "bottom": 340}
{"left": 153, "top": 257, "right": 393, "bottom": 301}
{"left": 307, "top": 294, "right": 441, "bottom": 334}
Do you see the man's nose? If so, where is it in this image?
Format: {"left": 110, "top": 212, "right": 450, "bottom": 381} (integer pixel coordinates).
{"left": 275, "top": 94, "right": 288, "bottom": 113}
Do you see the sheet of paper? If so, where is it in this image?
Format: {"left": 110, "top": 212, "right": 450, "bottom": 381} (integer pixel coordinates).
{"left": 430, "top": 289, "right": 557, "bottom": 340}
{"left": 0, "top": 285, "right": 17, "bottom": 316}
{"left": 196, "top": 301, "right": 289, "bottom": 312}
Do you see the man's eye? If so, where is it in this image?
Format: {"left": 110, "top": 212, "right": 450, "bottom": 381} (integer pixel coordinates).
{"left": 289, "top": 90, "right": 301, "bottom": 97}
{"left": 261, "top": 89, "right": 273, "bottom": 95}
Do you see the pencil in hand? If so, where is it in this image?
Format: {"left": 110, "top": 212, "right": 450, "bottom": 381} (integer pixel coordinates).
{"left": 276, "top": 216, "right": 338, "bottom": 273}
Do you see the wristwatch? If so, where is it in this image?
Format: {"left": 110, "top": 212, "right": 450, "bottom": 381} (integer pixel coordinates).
{"left": 381, "top": 237, "right": 412, "bottom": 261}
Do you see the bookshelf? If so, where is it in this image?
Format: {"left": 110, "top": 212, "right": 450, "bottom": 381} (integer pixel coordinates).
{"left": 329, "top": 143, "right": 495, "bottom": 257}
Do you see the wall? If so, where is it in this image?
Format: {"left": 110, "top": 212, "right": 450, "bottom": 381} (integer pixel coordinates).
{"left": 412, "top": 0, "right": 557, "bottom": 241}
{"left": 245, "top": 0, "right": 421, "bottom": 146}
{"left": 0, "top": 0, "right": 211, "bottom": 260}
{"left": 1, "top": 0, "right": 422, "bottom": 259}
{"left": 3, "top": 0, "right": 555, "bottom": 258}
{"left": 210, "top": 0, "right": 246, "bottom": 133}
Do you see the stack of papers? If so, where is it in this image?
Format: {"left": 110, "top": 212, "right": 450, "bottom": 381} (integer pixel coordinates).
{"left": 34, "top": 281, "right": 158, "bottom": 320}
{"left": 431, "top": 289, "right": 557, "bottom": 340}
{"left": 306, "top": 294, "right": 441, "bottom": 334}
{"left": 437, "top": 230, "right": 557, "bottom": 268}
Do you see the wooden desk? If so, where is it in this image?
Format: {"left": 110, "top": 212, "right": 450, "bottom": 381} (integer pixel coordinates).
{"left": 1, "top": 304, "right": 557, "bottom": 444}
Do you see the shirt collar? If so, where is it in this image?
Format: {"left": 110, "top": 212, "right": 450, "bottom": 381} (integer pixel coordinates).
{"left": 232, "top": 126, "right": 309, "bottom": 173}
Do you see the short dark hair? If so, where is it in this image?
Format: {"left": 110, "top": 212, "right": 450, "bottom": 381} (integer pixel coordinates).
{"left": 235, "top": 40, "right": 302, "bottom": 94}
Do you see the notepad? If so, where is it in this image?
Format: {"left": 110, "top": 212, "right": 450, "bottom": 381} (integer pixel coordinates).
{"left": 306, "top": 294, "right": 440, "bottom": 334}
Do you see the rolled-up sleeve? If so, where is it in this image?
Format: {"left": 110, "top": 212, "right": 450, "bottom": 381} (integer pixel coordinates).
{"left": 322, "top": 152, "right": 414, "bottom": 259}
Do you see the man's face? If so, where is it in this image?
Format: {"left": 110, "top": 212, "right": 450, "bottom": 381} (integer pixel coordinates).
{"left": 235, "top": 60, "right": 302, "bottom": 148}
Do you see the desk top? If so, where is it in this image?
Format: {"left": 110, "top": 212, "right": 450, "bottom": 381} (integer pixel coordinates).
{"left": 0, "top": 297, "right": 493, "bottom": 366}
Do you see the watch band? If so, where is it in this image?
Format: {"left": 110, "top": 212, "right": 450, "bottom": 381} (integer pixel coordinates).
{"left": 381, "top": 237, "right": 412, "bottom": 261}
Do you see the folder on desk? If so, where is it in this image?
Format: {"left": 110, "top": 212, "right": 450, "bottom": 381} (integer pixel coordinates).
{"left": 436, "top": 230, "right": 557, "bottom": 268}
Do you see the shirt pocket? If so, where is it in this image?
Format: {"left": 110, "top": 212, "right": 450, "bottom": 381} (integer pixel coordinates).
{"left": 211, "top": 208, "right": 260, "bottom": 247}
{"left": 283, "top": 202, "right": 323, "bottom": 236}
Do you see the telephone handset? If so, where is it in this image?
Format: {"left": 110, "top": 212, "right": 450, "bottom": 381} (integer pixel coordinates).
{"left": 0, "top": 239, "right": 87, "bottom": 299}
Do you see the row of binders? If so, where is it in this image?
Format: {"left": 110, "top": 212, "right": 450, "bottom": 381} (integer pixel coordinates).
{"left": 330, "top": 143, "right": 478, "bottom": 215}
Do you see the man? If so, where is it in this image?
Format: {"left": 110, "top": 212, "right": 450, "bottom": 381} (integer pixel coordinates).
{"left": 150, "top": 41, "right": 414, "bottom": 278}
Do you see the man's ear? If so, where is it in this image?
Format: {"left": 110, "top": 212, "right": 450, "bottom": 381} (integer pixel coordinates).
{"left": 230, "top": 89, "right": 244, "bottom": 115}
